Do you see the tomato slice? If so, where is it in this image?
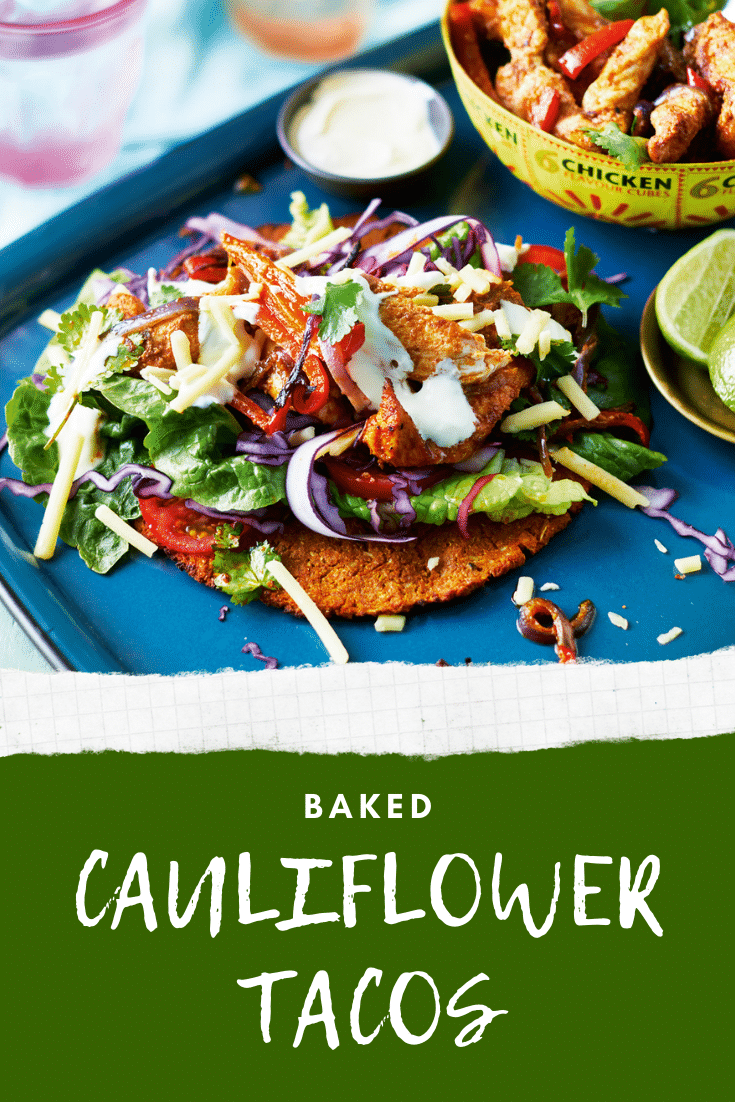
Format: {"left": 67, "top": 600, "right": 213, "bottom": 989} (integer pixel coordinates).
{"left": 323, "top": 458, "right": 448, "bottom": 502}
{"left": 138, "top": 496, "right": 255, "bottom": 556}
{"left": 517, "top": 244, "right": 567, "bottom": 277}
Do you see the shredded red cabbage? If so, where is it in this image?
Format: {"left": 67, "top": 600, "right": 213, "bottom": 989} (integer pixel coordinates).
{"left": 0, "top": 431, "right": 7, "bottom": 453}
{"left": 242, "top": 640, "right": 278, "bottom": 669}
{"left": 109, "top": 298, "right": 198, "bottom": 338}
{"left": 236, "top": 430, "right": 294, "bottom": 466}
{"left": 638, "top": 486, "right": 735, "bottom": 582}
{"left": 453, "top": 444, "right": 501, "bottom": 473}
{"left": 79, "top": 464, "right": 175, "bottom": 499}
{"left": 1, "top": 463, "right": 175, "bottom": 504}
{"left": 159, "top": 234, "right": 211, "bottom": 279}
{"left": 185, "top": 213, "right": 286, "bottom": 252}
{"left": 183, "top": 500, "right": 282, "bottom": 535}
{"left": 94, "top": 269, "right": 149, "bottom": 307}
{"left": 457, "top": 474, "right": 497, "bottom": 539}
{"left": 218, "top": 605, "right": 229, "bottom": 621}
{"left": 353, "top": 215, "right": 468, "bottom": 275}
{"left": 0, "top": 475, "right": 53, "bottom": 499}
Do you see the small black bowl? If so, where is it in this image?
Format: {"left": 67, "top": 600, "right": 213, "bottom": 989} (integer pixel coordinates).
{"left": 276, "top": 68, "right": 454, "bottom": 199}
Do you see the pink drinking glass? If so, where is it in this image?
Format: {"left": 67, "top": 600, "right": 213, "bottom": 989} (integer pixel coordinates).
{"left": 0, "top": 0, "right": 148, "bottom": 188}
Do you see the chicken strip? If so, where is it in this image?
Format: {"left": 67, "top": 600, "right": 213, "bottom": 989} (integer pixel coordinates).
{"left": 555, "top": 9, "right": 670, "bottom": 146}
{"left": 685, "top": 12, "right": 735, "bottom": 159}
{"left": 496, "top": 53, "right": 580, "bottom": 127}
{"left": 556, "top": 0, "right": 606, "bottom": 38}
{"left": 581, "top": 10, "right": 670, "bottom": 126}
{"left": 360, "top": 359, "right": 535, "bottom": 468}
{"left": 648, "top": 82, "right": 715, "bottom": 163}
{"left": 374, "top": 279, "right": 516, "bottom": 384}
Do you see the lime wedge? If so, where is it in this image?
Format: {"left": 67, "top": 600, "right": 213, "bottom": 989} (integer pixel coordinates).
{"left": 708, "top": 313, "right": 735, "bottom": 412}
{"left": 655, "top": 229, "right": 735, "bottom": 366}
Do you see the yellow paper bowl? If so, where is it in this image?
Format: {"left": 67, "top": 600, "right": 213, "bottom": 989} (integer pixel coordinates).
{"left": 442, "top": 3, "right": 735, "bottom": 230}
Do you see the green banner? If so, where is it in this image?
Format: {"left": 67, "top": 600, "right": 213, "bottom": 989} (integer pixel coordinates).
{"left": 2, "top": 736, "right": 731, "bottom": 1099}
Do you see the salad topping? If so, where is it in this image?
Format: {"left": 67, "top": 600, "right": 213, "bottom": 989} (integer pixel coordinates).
{"left": 3, "top": 191, "right": 690, "bottom": 625}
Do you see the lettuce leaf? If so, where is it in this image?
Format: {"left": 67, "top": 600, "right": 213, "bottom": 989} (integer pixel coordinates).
{"left": 5, "top": 380, "right": 147, "bottom": 572}
{"left": 5, "top": 379, "right": 58, "bottom": 487}
{"left": 58, "top": 432, "right": 146, "bottom": 573}
{"left": 587, "top": 315, "right": 652, "bottom": 424}
{"left": 332, "top": 453, "right": 593, "bottom": 528}
{"left": 98, "top": 375, "right": 287, "bottom": 513}
{"left": 591, "top": 0, "right": 722, "bottom": 41}
{"left": 143, "top": 405, "right": 286, "bottom": 513}
{"left": 568, "top": 432, "right": 667, "bottom": 481}
{"left": 281, "top": 191, "right": 334, "bottom": 249}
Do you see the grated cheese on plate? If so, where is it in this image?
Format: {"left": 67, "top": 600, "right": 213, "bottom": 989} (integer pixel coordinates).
{"left": 267, "top": 560, "right": 349, "bottom": 664}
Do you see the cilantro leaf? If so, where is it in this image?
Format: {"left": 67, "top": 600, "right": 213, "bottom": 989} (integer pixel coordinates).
{"left": 511, "top": 229, "right": 624, "bottom": 327}
{"left": 212, "top": 542, "right": 282, "bottom": 605}
{"left": 103, "top": 333, "right": 144, "bottom": 376}
{"left": 500, "top": 335, "right": 577, "bottom": 386}
{"left": 586, "top": 123, "right": 650, "bottom": 170}
{"left": 56, "top": 302, "right": 121, "bottom": 357}
{"left": 213, "top": 522, "right": 244, "bottom": 550}
{"left": 43, "top": 358, "right": 64, "bottom": 397}
{"left": 563, "top": 228, "right": 625, "bottom": 327}
{"left": 509, "top": 264, "right": 568, "bottom": 310}
{"left": 302, "top": 280, "right": 364, "bottom": 344}
{"left": 149, "top": 284, "right": 183, "bottom": 307}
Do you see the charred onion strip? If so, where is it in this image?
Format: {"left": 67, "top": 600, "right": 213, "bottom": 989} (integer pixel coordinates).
{"left": 552, "top": 408, "right": 650, "bottom": 448}
{"left": 517, "top": 598, "right": 596, "bottom": 663}
{"left": 109, "top": 297, "right": 199, "bottom": 338}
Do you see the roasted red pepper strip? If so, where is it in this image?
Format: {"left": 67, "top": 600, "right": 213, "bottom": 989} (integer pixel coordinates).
{"left": 228, "top": 389, "right": 293, "bottom": 434}
{"left": 687, "top": 66, "right": 716, "bottom": 102}
{"left": 336, "top": 321, "right": 365, "bottom": 363}
{"left": 547, "top": 0, "right": 567, "bottom": 37}
{"left": 531, "top": 88, "right": 561, "bottom": 132}
{"left": 226, "top": 246, "right": 332, "bottom": 419}
{"left": 448, "top": 2, "right": 498, "bottom": 100}
{"left": 552, "top": 409, "right": 650, "bottom": 448}
{"left": 291, "top": 363, "right": 329, "bottom": 415}
{"left": 557, "top": 20, "right": 634, "bottom": 80}
{"left": 183, "top": 253, "right": 228, "bottom": 283}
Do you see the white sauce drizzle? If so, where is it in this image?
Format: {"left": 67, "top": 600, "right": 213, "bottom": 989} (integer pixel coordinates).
{"left": 295, "top": 270, "right": 477, "bottom": 447}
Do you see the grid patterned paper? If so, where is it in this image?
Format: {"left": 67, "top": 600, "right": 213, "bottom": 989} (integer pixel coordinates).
{"left": 1, "top": 648, "right": 733, "bottom": 756}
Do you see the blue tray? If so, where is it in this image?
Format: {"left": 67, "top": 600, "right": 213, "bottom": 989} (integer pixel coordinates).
{"left": 1, "top": 23, "right": 734, "bottom": 674}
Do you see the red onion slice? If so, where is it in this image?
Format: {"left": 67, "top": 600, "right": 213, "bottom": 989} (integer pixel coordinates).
{"left": 453, "top": 444, "right": 501, "bottom": 473}
{"left": 286, "top": 426, "right": 414, "bottom": 543}
{"left": 319, "top": 338, "right": 372, "bottom": 412}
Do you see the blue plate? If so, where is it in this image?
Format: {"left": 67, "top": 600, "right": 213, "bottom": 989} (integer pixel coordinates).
{"left": 1, "top": 25, "right": 734, "bottom": 673}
